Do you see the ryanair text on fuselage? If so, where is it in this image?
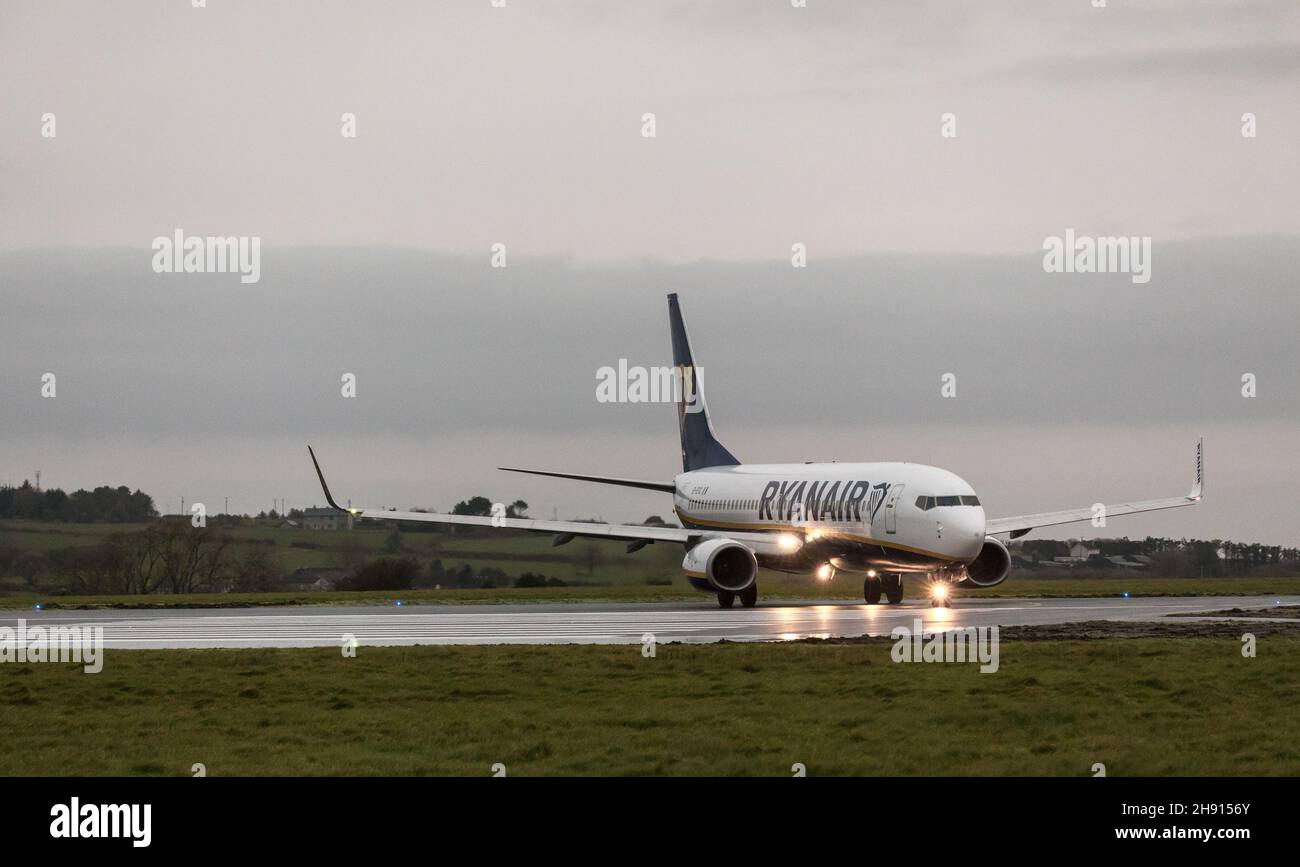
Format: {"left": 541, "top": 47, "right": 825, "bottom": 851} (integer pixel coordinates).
{"left": 757, "top": 479, "right": 891, "bottom": 523}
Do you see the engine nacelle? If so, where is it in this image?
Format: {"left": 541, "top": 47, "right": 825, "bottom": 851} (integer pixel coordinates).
{"left": 683, "top": 538, "right": 758, "bottom": 593}
{"left": 964, "top": 536, "right": 1012, "bottom": 587}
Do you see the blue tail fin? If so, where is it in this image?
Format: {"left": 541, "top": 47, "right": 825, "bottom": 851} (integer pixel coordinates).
{"left": 667, "top": 293, "right": 741, "bottom": 472}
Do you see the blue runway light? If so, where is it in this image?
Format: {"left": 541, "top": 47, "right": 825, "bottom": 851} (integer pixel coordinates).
{"left": 395, "top": 600, "right": 403, "bottom": 607}
{"left": 33, "top": 603, "right": 43, "bottom": 610}
{"left": 1122, "top": 592, "right": 1129, "bottom": 599}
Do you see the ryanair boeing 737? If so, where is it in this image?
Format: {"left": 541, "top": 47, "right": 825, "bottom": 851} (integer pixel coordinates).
{"left": 310, "top": 294, "right": 1203, "bottom": 608}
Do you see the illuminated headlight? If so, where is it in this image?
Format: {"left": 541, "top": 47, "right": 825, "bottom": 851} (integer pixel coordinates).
{"left": 866, "top": 569, "right": 877, "bottom": 578}
{"left": 816, "top": 564, "right": 833, "bottom": 580}
{"left": 930, "top": 582, "right": 949, "bottom": 600}
{"left": 777, "top": 533, "right": 801, "bottom": 552}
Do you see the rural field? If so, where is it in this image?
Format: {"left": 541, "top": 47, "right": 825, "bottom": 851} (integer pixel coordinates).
{"left": 4, "top": 518, "right": 1300, "bottom": 608}
{"left": 0, "top": 517, "right": 688, "bottom": 604}
{"left": 0, "top": 518, "right": 685, "bottom": 585}
{"left": 3, "top": 635, "right": 1297, "bottom": 776}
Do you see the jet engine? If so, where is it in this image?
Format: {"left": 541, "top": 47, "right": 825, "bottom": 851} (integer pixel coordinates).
{"left": 964, "top": 536, "right": 1012, "bottom": 587}
{"left": 683, "top": 538, "right": 758, "bottom": 593}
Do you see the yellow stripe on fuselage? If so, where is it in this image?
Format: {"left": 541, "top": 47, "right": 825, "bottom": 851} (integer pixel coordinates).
{"left": 673, "top": 508, "right": 960, "bottom": 562}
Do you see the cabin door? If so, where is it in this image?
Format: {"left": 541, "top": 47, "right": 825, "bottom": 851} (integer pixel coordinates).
{"left": 883, "top": 485, "right": 904, "bottom": 534}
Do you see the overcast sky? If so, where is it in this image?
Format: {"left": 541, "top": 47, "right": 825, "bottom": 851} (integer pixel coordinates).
{"left": 1, "top": 2, "right": 1297, "bottom": 543}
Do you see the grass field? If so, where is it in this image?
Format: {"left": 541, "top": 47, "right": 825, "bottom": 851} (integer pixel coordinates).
{"left": 0, "top": 519, "right": 683, "bottom": 585}
{"left": 3, "top": 636, "right": 1297, "bottom": 776}
{"left": 5, "top": 518, "right": 1299, "bottom": 608}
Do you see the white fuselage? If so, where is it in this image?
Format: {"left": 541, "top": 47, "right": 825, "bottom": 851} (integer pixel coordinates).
{"left": 673, "top": 462, "right": 987, "bottom": 574}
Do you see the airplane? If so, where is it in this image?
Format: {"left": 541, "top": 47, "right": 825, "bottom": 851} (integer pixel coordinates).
{"left": 309, "top": 293, "right": 1203, "bottom": 609}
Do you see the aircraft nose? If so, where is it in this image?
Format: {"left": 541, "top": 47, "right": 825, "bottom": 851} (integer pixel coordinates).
{"left": 952, "top": 507, "right": 987, "bottom": 556}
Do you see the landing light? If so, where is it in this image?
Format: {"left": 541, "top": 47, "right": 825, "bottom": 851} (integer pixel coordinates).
{"left": 816, "top": 564, "right": 833, "bottom": 581}
{"left": 928, "top": 581, "right": 952, "bottom": 608}
{"left": 866, "top": 569, "right": 877, "bottom": 579}
{"left": 777, "top": 533, "right": 801, "bottom": 552}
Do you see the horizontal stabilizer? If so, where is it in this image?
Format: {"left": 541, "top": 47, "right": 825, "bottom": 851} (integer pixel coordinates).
{"left": 497, "top": 467, "right": 675, "bottom": 493}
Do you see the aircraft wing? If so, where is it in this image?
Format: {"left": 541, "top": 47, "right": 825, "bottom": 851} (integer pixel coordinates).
{"left": 308, "top": 447, "right": 803, "bottom": 554}
{"left": 345, "top": 506, "right": 693, "bottom": 543}
{"left": 985, "top": 438, "right": 1203, "bottom": 538}
{"left": 310, "top": 446, "right": 695, "bottom": 545}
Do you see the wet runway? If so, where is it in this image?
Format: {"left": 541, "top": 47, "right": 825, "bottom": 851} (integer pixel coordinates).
{"left": 4, "top": 594, "right": 1297, "bottom": 648}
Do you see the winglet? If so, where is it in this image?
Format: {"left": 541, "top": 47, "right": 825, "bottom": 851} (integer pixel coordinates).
{"left": 1188, "top": 437, "right": 1204, "bottom": 501}
{"left": 308, "top": 445, "right": 349, "bottom": 512}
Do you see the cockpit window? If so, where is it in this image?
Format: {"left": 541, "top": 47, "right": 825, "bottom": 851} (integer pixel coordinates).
{"left": 916, "top": 495, "right": 980, "bottom": 509}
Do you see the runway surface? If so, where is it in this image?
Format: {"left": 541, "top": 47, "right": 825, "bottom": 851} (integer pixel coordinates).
{"left": 4, "top": 595, "right": 1297, "bottom": 648}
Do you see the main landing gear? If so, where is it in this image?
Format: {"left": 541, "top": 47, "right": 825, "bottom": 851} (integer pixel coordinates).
{"left": 717, "top": 584, "right": 759, "bottom": 609}
{"left": 864, "top": 573, "right": 904, "bottom": 605}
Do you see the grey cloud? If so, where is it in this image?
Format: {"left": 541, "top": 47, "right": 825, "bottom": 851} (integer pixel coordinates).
{"left": 2, "top": 237, "right": 1296, "bottom": 442}
{"left": 993, "top": 43, "right": 1300, "bottom": 83}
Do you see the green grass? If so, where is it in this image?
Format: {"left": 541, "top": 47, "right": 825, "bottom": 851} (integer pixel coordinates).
{"left": 5, "top": 518, "right": 1298, "bottom": 608}
{"left": 3, "top": 637, "right": 1297, "bottom": 776}
{"left": 977, "top": 575, "right": 1300, "bottom": 598}
{"left": 0, "top": 520, "right": 152, "bottom": 551}
{"left": 0, "top": 519, "right": 683, "bottom": 588}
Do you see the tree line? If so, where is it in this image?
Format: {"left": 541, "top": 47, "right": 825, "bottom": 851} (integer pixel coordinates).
{"left": 1016, "top": 536, "right": 1300, "bottom": 577}
{"left": 6, "top": 521, "right": 278, "bottom": 595}
{"left": 0, "top": 481, "right": 156, "bottom": 523}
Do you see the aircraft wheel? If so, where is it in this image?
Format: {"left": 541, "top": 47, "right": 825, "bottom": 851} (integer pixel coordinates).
{"left": 884, "top": 574, "right": 904, "bottom": 604}
{"left": 864, "top": 576, "right": 882, "bottom": 605}
{"left": 739, "top": 584, "right": 758, "bottom": 608}
{"left": 717, "top": 591, "right": 736, "bottom": 609}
